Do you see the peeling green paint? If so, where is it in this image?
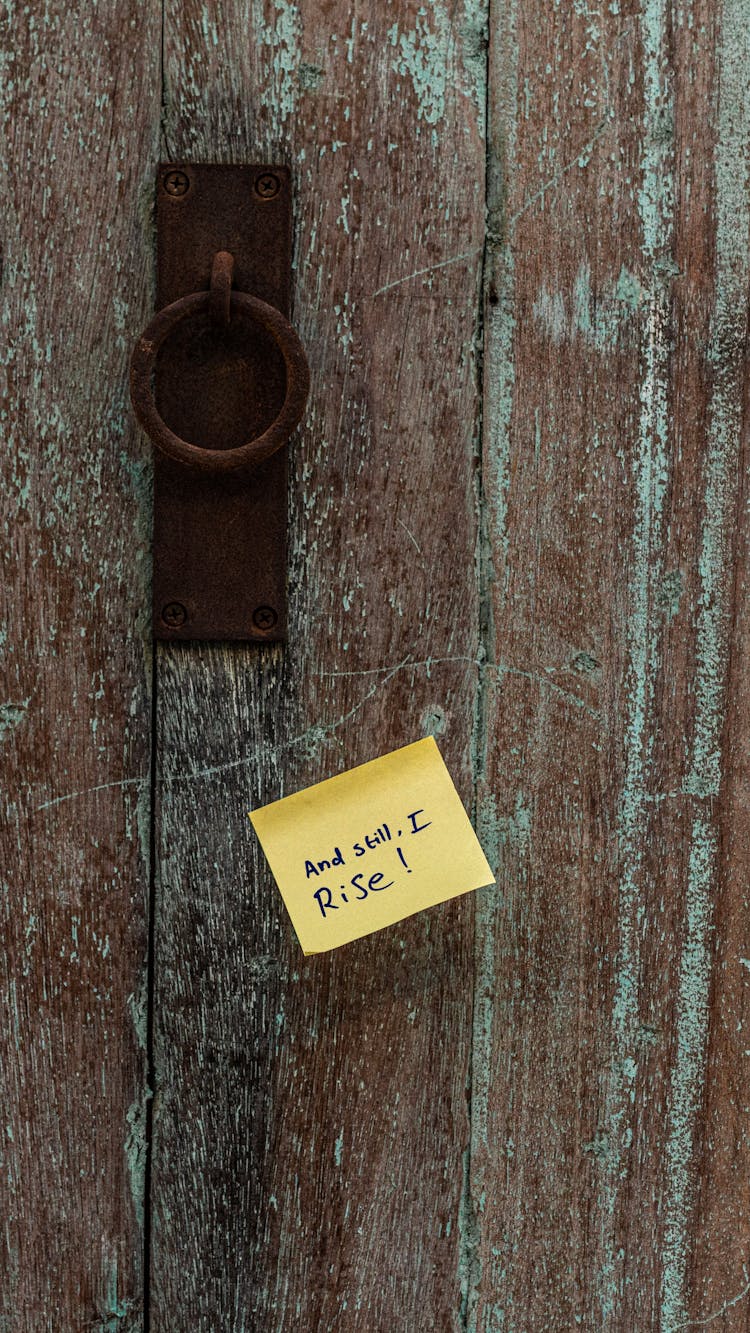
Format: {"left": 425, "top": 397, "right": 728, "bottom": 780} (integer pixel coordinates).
{"left": 458, "top": 1140, "right": 481, "bottom": 1327}
{"left": 460, "top": 0, "right": 490, "bottom": 134}
{"left": 0, "top": 700, "right": 28, "bottom": 742}
{"left": 660, "top": 0, "right": 750, "bottom": 1323}
{"left": 255, "top": 0, "right": 301, "bottom": 123}
{"left": 682, "top": 6, "right": 749, "bottom": 802}
{"left": 464, "top": 782, "right": 530, "bottom": 1331}
{"left": 533, "top": 261, "right": 643, "bottom": 349}
{"left": 127, "top": 970, "right": 148, "bottom": 1054}
{"left": 124, "top": 1089, "right": 152, "bottom": 1233}
{"left": 421, "top": 704, "right": 447, "bottom": 738}
{"left": 660, "top": 820, "right": 716, "bottom": 1329}
{"left": 388, "top": 7, "right": 452, "bottom": 131}
{"left": 598, "top": 0, "right": 675, "bottom": 1317}
{"left": 93, "top": 1251, "right": 136, "bottom": 1332}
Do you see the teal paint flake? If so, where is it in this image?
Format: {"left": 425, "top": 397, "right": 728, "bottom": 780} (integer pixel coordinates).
{"left": 124, "top": 1089, "right": 152, "bottom": 1233}
{"left": 93, "top": 1250, "right": 135, "bottom": 1331}
{"left": 254, "top": 0, "right": 301, "bottom": 123}
{"left": 0, "top": 700, "right": 29, "bottom": 742}
{"left": 460, "top": 0, "right": 490, "bottom": 135}
{"left": 421, "top": 704, "right": 447, "bottom": 738}
{"left": 126, "top": 970, "right": 148, "bottom": 1054}
{"left": 533, "top": 262, "right": 643, "bottom": 350}
{"left": 388, "top": 8, "right": 451, "bottom": 128}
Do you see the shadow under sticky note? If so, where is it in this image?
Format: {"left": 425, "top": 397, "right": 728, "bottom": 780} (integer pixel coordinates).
{"left": 248, "top": 736, "right": 495, "bottom": 954}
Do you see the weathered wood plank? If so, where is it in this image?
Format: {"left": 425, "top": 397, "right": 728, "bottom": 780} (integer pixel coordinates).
{"left": 683, "top": 3, "right": 750, "bottom": 1323}
{"left": 152, "top": 3, "right": 487, "bottom": 1328}
{"left": 0, "top": 3, "right": 159, "bottom": 1329}
{"left": 474, "top": 0, "right": 750, "bottom": 1327}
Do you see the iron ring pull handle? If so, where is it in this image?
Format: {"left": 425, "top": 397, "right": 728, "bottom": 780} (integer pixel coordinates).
{"left": 129, "top": 250, "right": 310, "bottom": 478}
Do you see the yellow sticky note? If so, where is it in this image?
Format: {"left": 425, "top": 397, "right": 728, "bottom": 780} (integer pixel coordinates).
{"left": 248, "top": 736, "right": 495, "bottom": 954}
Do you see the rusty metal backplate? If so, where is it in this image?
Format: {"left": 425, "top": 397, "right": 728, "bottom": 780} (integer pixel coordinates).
{"left": 153, "top": 163, "right": 292, "bottom": 641}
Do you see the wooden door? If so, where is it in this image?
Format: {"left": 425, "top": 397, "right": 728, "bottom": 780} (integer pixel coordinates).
{"left": 2, "top": 1, "right": 749, "bottom": 1329}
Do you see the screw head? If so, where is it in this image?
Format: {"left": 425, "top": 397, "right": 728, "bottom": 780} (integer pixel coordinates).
{"left": 162, "top": 601, "right": 188, "bottom": 628}
{"left": 163, "top": 169, "right": 190, "bottom": 197}
{"left": 255, "top": 172, "right": 280, "bottom": 200}
{"left": 252, "top": 605, "right": 278, "bottom": 630}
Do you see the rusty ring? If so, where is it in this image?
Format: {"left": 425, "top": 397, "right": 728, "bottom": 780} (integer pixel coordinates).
{"left": 129, "top": 291, "right": 310, "bottom": 476}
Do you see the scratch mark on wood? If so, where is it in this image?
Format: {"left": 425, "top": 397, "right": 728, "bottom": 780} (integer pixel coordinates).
{"left": 372, "top": 247, "right": 484, "bottom": 298}
{"left": 35, "top": 774, "right": 148, "bottom": 812}
{"left": 168, "top": 655, "right": 416, "bottom": 791}
{"left": 397, "top": 516, "right": 423, "bottom": 553}
{"left": 677, "top": 1268, "right": 750, "bottom": 1327}
{"left": 322, "top": 654, "right": 479, "bottom": 678}
{"left": 509, "top": 116, "right": 614, "bottom": 225}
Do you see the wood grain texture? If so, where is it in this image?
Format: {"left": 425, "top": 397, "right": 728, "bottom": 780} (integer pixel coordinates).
{"left": 151, "top": 2, "right": 486, "bottom": 1328}
{"left": 5, "top": 0, "right": 748, "bottom": 1327}
{"left": 684, "top": 3, "right": 750, "bottom": 1323}
{"left": 0, "top": 2, "right": 159, "bottom": 1329}
{"left": 473, "top": 0, "right": 750, "bottom": 1327}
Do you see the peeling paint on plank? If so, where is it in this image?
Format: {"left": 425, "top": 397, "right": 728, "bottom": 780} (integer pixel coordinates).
{"left": 660, "top": 0, "right": 750, "bottom": 1322}
{"left": 596, "top": 0, "right": 675, "bottom": 1316}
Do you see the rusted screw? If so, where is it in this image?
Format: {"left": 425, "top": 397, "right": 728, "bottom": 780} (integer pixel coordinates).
{"left": 255, "top": 172, "right": 280, "bottom": 200}
{"left": 163, "top": 170, "right": 190, "bottom": 197}
{"left": 162, "top": 602, "right": 188, "bottom": 628}
{"left": 252, "top": 605, "right": 278, "bottom": 630}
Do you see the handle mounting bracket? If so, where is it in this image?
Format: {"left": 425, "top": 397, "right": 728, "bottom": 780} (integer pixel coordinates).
{"left": 133, "top": 163, "right": 308, "bottom": 642}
